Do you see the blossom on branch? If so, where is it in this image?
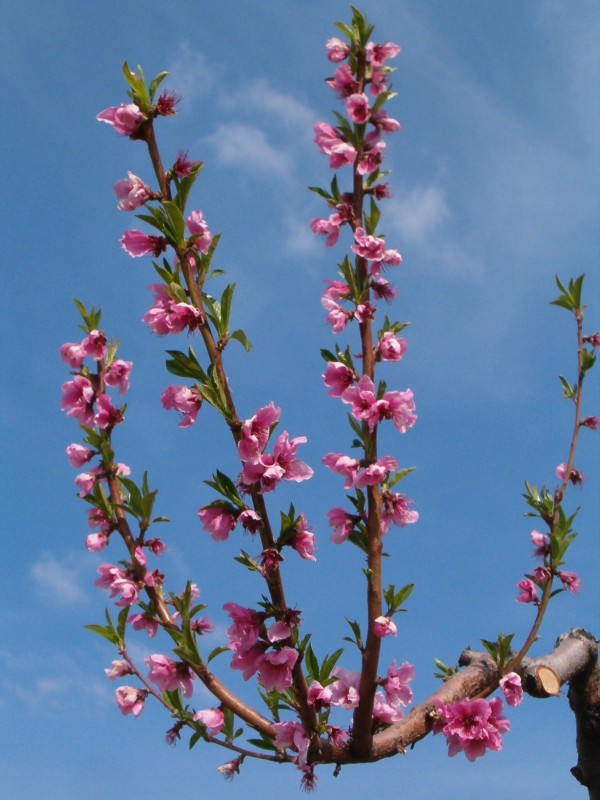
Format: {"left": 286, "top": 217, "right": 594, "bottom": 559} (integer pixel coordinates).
{"left": 432, "top": 697, "right": 510, "bottom": 762}
{"left": 97, "top": 103, "right": 145, "bottom": 136}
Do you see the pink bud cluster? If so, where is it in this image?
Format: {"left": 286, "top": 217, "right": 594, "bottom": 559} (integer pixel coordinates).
{"left": 515, "top": 526, "right": 580, "bottom": 603}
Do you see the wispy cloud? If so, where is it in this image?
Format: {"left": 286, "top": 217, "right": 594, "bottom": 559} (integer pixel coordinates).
{"left": 165, "top": 42, "right": 216, "bottom": 106}
{"left": 205, "top": 123, "right": 293, "bottom": 179}
{"left": 220, "top": 77, "right": 316, "bottom": 137}
{"left": 30, "top": 552, "right": 88, "bottom": 606}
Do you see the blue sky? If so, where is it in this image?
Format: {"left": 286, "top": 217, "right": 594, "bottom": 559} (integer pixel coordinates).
{"left": 1, "top": 1, "right": 599, "bottom": 798}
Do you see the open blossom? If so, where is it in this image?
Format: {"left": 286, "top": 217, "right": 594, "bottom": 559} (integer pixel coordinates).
{"left": 558, "top": 570, "right": 581, "bottom": 593}
{"left": 383, "top": 660, "right": 414, "bottom": 707}
{"left": 224, "top": 602, "right": 262, "bottom": 656}
{"left": 97, "top": 103, "right": 145, "bottom": 136}
{"left": 329, "top": 666, "right": 361, "bottom": 709}
{"left": 516, "top": 578, "right": 538, "bottom": 603}
{"left": 307, "top": 680, "right": 333, "bottom": 709}
{"left": 161, "top": 385, "right": 202, "bottom": 427}
{"left": 61, "top": 375, "right": 95, "bottom": 425}
{"left": 142, "top": 283, "right": 203, "bottom": 335}
{"left": 86, "top": 532, "right": 108, "bottom": 551}
{"left": 238, "top": 508, "right": 262, "bottom": 533}
{"left": 433, "top": 697, "right": 510, "bottom": 761}
{"left": 272, "top": 721, "right": 310, "bottom": 770}
{"left": 327, "top": 506, "right": 355, "bottom": 543}
{"left": 366, "top": 40, "right": 401, "bottom": 66}
{"left": 346, "top": 92, "right": 371, "bottom": 124}
{"left": 115, "top": 686, "right": 145, "bottom": 717}
{"left": 105, "top": 659, "right": 132, "bottom": 681}
{"left": 357, "top": 139, "right": 385, "bottom": 174}
{"left": 371, "top": 277, "right": 397, "bottom": 302}
{"left": 373, "top": 691, "right": 404, "bottom": 724}
{"left": 326, "top": 36, "right": 350, "bottom": 62}
{"left": 499, "top": 672, "right": 523, "bottom": 707}
{"left": 351, "top": 227, "right": 386, "bottom": 261}
{"left": 241, "top": 432, "right": 313, "bottom": 492}
{"left": 60, "top": 341, "right": 86, "bottom": 368}
{"left": 237, "top": 402, "right": 281, "bottom": 463}
{"left": 120, "top": 230, "right": 167, "bottom": 258}
{"left": 373, "top": 616, "right": 397, "bottom": 638}
{"left": 186, "top": 210, "right": 213, "bottom": 254}
{"left": 257, "top": 647, "right": 299, "bottom": 692}
{"left": 322, "top": 452, "right": 360, "bottom": 489}
{"left": 377, "top": 332, "right": 407, "bottom": 362}
{"left": 371, "top": 109, "right": 401, "bottom": 133}
{"left": 75, "top": 469, "right": 98, "bottom": 497}
{"left": 381, "top": 491, "right": 418, "bottom": 532}
{"left": 313, "top": 121, "right": 357, "bottom": 167}
{"left": 355, "top": 456, "right": 399, "bottom": 488}
{"left": 326, "top": 63, "right": 359, "bottom": 97}
{"left": 114, "top": 172, "right": 151, "bottom": 211}
{"left": 193, "top": 708, "right": 224, "bottom": 737}
{"left": 105, "top": 359, "right": 133, "bottom": 393}
{"left": 198, "top": 505, "right": 236, "bottom": 542}
{"left": 94, "top": 393, "right": 123, "bottom": 429}
{"left": 310, "top": 204, "right": 352, "bottom": 247}
{"left": 321, "top": 296, "right": 352, "bottom": 333}
{"left": 145, "top": 654, "right": 194, "bottom": 697}
{"left": 130, "top": 613, "right": 158, "bottom": 638}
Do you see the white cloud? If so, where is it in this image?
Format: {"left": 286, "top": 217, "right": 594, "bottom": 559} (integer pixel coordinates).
{"left": 30, "top": 552, "right": 88, "bottom": 606}
{"left": 165, "top": 42, "right": 216, "bottom": 106}
{"left": 205, "top": 123, "right": 293, "bottom": 179}
{"left": 220, "top": 78, "right": 316, "bottom": 136}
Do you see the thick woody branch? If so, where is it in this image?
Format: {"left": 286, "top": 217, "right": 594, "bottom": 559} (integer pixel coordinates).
{"left": 522, "top": 628, "right": 598, "bottom": 698}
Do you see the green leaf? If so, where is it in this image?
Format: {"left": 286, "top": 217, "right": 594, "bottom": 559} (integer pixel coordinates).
{"left": 230, "top": 329, "right": 253, "bottom": 352}
{"left": 207, "top": 645, "right": 230, "bottom": 664}
{"left": 148, "top": 71, "right": 169, "bottom": 102}
{"left": 246, "top": 737, "right": 277, "bottom": 752}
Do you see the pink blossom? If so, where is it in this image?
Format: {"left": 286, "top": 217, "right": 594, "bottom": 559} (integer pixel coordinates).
{"left": 237, "top": 402, "right": 281, "bottom": 463}
{"left": 145, "top": 654, "right": 194, "bottom": 697}
{"left": 327, "top": 507, "right": 355, "bottom": 543}
{"left": 186, "top": 210, "right": 213, "bottom": 254}
{"left": 321, "top": 296, "right": 351, "bottom": 333}
{"left": 75, "top": 470, "right": 97, "bottom": 497}
{"left": 377, "top": 389, "right": 417, "bottom": 433}
{"left": 110, "top": 576, "right": 139, "bottom": 607}
{"left": 156, "top": 90, "right": 179, "bottom": 116}
{"left": 161, "top": 385, "right": 202, "bottom": 427}
{"left": 224, "top": 602, "right": 262, "bottom": 655}
{"left": 60, "top": 342, "right": 86, "bottom": 368}
{"left": 173, "top": 150, "right": 198, "bottom": 177}
{"left": 191, "top": 617, "right": 215, "bottom": 635}
{"left": 115, "top": 686, "right": 145, "bottom": 717}
{"left": 381, "top": 492, "right": 418, "bottom": 532}
{"left": 556, "top": 462, "right": 585, "bottom": 486}
{"left": 357, "top": 140, "right": 386, "bottom": 174}
{"left": 198, "top": 506, "right": 237, "bottom": 542}
{"left": 217, "top": 758, "right": 242, "bottom": 781}
{"left": 322, "top": 279, "right": 351, "bottom": 300}
{"left": 97, "top": 103, "right": 145, "bottom": 136}
{"left": 499, "top": 672, "right": 523, "bottom": 707}
{"left": 120, "top": 230, "right": 167, "bottom": 258}
{"left": 105, "top": 360, "right": 133, "bottom": 393}
{"left": 291, "top": 515, "right": 316, "bottom": 561}
{"left": 369, "top": 66, "right": 388, "bottom": 97}
{"left": 366, "top": 41, "right": 401, "bottom": 67}
{"left": 310, "top": 207, "right": 351, "bottom": 247}
{"left": 94, "top": 394, "right": 123, "bottom": 429}
{"left": 355, "top": 456, "right": 399, "bottom": 488}
{"left": 533, "top": 565, "right": 552, "bottom": 583}
{"left": 307, "top": 680, "right": 332, "bottom": 708}
{"left": 583, "top": 332, "right": 600, "bottom": 347}
{"left": 530, "top": 530, "right": 550, "bottom": 558}
{"left": 272, "top": 721, "right": 310, "bottom": 769}
{"left": 129, "top": 613, "right": 158, "bottom": 638}
{"left": 142, "top": 283, "right": 202, "bottom": 335}
{"left": 373, "top": 691, "right": 404, "bottom": 724}
{"left": 326, "top": 725, "right": 349, "bottom": 747}
{"left": 61, "top": 375, "right": 95, "bottom": 425}
{"left": 267, "top": 620, "right": 292, "bottom": 643}
{"left": 373, "top": 616, "right": 397, "bottom": 638}
{"left": 371, "top": 109, "right": 401, "bottom": 133}
{"left": 433, "top": 697, "right": 509, "bottom": 761}
{"left": 326, "top": 63, "right": 359, "bottom": 97}
{"left": 257, "top": 647, "right": 299, "bottom": 692}
{"left": 87, "top": 507, "right": 111, "bottom": 532}
{"left": 193, "top": 708, "right": 224, "bottom": 737}
{"left": 322, "top": 452, "right": 360, "bottom": 489}
{"left": 238, "top": 508, "right": 262, "bottom": 533}
{"left": 114, "top": 172, "right": 151, "bottom": 211}
{"left": 346, "top": 93, "right": 371, "bottom": 124}
{"left": 558, "top": 570, "right": 581, "bottom": 593}
{"left": 241, "top": 432, "right": 313, "bottom": 492}
{"left": 326, "top": 37, "right": 350, "bottom": 62}
{"left": 329, "top": 667, "right": 361, "bottom": 709}
{"left": 230, "top": 644, "right": 265, "bottom": 680}
{"left": 86, "top": 532, "right": 108, "bottom": 551}
{"left": 516, "top": 578, "right": 538, "bottom": 603}
{"left": 383, "top": 660, "right": 414, "bottom": 707}
{"left": 580, "top": 415, "right": 599, "bottom": 430}
{"left": 313, "top": 121, "right": 357, "bottom": 167}
{"left": 105, "top": 659, "right": 132, "bottom": 681}
{"left": 146, "top": 537, "right": 167, "bottom": 556}
{"left": 66, "top": 443, "right": 93, "bottom": 468}
{"left": 354, "top": 301, "right": 376, "bottom": 323}
{"left": 351, "top": 227, "right": 386, "bottom": 261}
{"left": 371, "top": 277, "right": 398, "bottom": 302}
{"left": 377, "top": 332, "right": 407, "bottom": 362}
